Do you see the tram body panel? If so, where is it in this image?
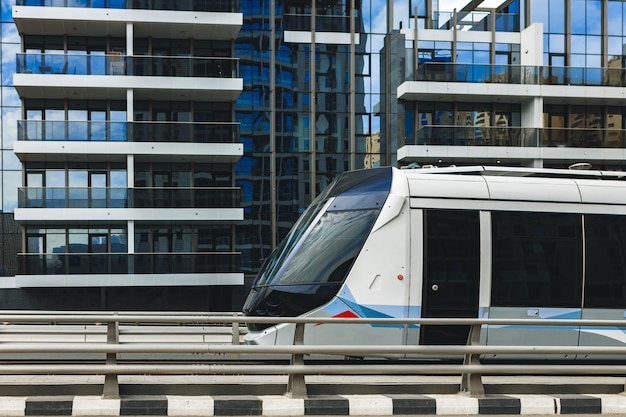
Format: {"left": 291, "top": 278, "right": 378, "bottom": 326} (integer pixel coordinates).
{"left": 579, "top": 309, "right": 626, "bottom": 359}
{"left": 484, "top": 307, "right": 581, "bottom": 360}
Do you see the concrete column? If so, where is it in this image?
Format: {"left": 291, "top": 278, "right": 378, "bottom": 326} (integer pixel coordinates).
{"left": 521, "top": 97, "right": 543, "bottom": 128}
{"left": 127, "top": 220, "right": 135, "bottom": 254}
{"left": 127, "top": 153, "right": 135, "bottom": 255}
{"left": 126, "top": 23, "right": 134, "bottom": 56}
{"left": 127, "top": 154, "right": 134, "bottom": 190}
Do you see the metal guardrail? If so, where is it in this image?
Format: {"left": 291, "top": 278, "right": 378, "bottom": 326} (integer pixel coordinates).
{"left": 0, "top": 312, "right": 625, "bottom": 399}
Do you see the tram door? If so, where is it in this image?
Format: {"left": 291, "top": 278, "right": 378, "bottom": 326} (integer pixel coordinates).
{"left": 420, "top": 209, "right": 480, "bottom": 345}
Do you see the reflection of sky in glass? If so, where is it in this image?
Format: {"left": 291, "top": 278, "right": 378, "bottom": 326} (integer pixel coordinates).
{"left": 2, "top": 107, "right": 19, "bottom": 150}
{"left": 110, "top": 171, "right": 127, "bottom": 188}
{"left": 2, "top": 42, "right": 18, "bottom": 86}
{"left": 2, "top": 170, "right": 19, "bottom": 212}
{"left": 1, "top": 0, "right": 14, "bottom": 23}
{"left": 2, "top": 150, "right": 20, "bottom": 170}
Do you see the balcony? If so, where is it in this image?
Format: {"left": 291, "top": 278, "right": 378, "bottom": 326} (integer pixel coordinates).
{"left": 14, "top": 54, "right": 242, "bottom": 102}
{"left": 17, "top": 252, "right": 241, "bottom": 275}
{"left": 400, "top": 63, "right": 626, "bottom": 104}
{"left": 16, "top": 0, "right": 239, "bottom": 12}
{"left": 414, "top": 62, "right": 538, "bottom": 84}
{"left": 13, "top": 4, "right": 242, "bottom": 40}
{"left": 18, "top": 120, "right": 240, "bottom": 144}
{"left": 18, "top": 187, "right": 241, "bottom": 209}
{"left": 411, "top": 62, "right": 626, "bottom": 87}
{"left": 16, "top": 54, "right": 238, "bottom": 78}
{"left": 410, "top": 126, "right": 626, "bottom": 148}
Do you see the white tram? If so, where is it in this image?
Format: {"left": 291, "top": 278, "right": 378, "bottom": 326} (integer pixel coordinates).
{"left": 242, "top": 166, "right": 626, "bottom": 359}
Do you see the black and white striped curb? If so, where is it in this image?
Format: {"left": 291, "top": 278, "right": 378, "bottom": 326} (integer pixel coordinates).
{"left": 2, "top": 393, "right": 626, "bottom": 415}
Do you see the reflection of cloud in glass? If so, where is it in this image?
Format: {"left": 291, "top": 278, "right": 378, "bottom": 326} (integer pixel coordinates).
{"left": 2, "top": 170, "right": 20, "bottom": 212}
{"left": 2, "top": 23, "right": 19, "bottom": 43}
{"left": 1, "top": 0, "right": 15, "bottom": 23}
{"left": 2, "top": 150, "right": 21, "bottom": 170}
{"left": 2, "top": 107, "right": 19, "bottom": 150}
{"left": 2, "top": 42, "right": 19, "bottom": 86}
{"left": 2, "top": 86, "right": 20, "bottom": 107}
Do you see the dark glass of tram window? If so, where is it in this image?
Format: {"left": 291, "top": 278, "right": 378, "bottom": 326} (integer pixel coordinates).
{"left": 491, "top": 211, "right": 582, "bottom": 308}
{"left": 584, "top": 215, "right": 626, "bottom": 309}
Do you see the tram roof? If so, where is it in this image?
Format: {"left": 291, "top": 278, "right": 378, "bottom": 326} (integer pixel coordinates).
{"left": 401, "top": 165, "right": 626, "bottom": 180}
{"left": 400, "top": 165, "right": 626, "bottom": 206}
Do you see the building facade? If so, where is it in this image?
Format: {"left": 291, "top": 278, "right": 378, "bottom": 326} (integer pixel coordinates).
{"left": 397, "top": 0, "right": 626, "bottom": 171}
{"left": 0, "top": 0, "right": 624, "bottom": 311}
{"left": 6, "top": 0, "right": 244, "bottom": 310}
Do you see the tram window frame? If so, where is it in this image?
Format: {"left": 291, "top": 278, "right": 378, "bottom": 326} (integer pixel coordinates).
{"left": 584, "top": 214, "right": 626, "bottom": 309}
{"left": 491, "top": 211, "right": 582, "bottom": 308}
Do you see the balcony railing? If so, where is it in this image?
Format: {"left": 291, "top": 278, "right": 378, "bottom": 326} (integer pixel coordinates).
{"left": 411, "top": 126, "right": 626, "bottom": 148}
{"left": 283, "top": 13, "right": 362, "bottom": 33}
{"left": 18, "top": 120, "right": 240, "bottom": 143}
{"left": 414, "top": 62, "right": 626, "bottom": 88}
{"left": 15, "top": 0, "right": 238, "bottom": 12}
{"left": 16, "top": 53, "right": 239, "bottom": 78}
{"left": 18, "top": 187, "right": 241, "bottom": 209}
{"left": 17, "top": 252, "right": 241, "bottom": 275}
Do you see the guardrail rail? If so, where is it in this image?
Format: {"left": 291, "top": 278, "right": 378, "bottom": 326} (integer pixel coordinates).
{"left": 0, "top": 312, "right": 624, "bottom": 398}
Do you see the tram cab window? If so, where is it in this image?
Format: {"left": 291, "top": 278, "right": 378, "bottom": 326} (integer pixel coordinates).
{"left": 584, "top": 215, "right": 626, "bottom": 309}
{"left": 491, "top": 211, "right": 582, "bottom": 308}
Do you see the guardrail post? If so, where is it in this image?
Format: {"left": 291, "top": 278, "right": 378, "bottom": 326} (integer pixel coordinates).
{"left": 460, "top": 323, "right": 484, "bottom": 397}
{"left": 230, "top": 318, "right": 240, "bottom": 360}
{"left": 102, "top": 316, "right": 120, "bottom": 399}
{"left": 286, "top": 322, "right": 307, "bottom": 398}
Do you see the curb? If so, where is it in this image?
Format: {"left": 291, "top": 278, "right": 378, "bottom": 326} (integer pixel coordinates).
{"left": 1, "top": 393, "right": 625, "bottom": 416}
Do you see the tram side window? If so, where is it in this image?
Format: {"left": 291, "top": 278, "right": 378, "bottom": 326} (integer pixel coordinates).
{"left": 585, "top": 215, "right": 626, "bottom": 309}
{"left": 491, "top": 211, "right": 582, "bottom": 308}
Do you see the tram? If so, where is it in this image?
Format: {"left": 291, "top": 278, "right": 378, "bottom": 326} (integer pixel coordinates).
{"left": 242, "top": 165, "right": 626, "bottom": 359}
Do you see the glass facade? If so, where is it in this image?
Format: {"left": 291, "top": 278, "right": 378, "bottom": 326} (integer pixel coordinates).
{"left": 234, "top": 0, "right": 384, "bottom": 276}
{"left": 1, "top": 0, "right": 20, "bottom": 277}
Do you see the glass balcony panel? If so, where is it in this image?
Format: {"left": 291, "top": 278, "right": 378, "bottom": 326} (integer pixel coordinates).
{"left": 44, "top": 120, "right": 65, "bottom": 141}
{"left": 109, "top": 122, "right": 127, "bottom": 142}
{"left": 414, "top": 63, "right": 626, "bottom": 87}
{"left": 414, "top": 126, "right": 626, "bottom": 148}
{"left": 68, "top": 188, "right": 89, "bottom": 208}
{"left": 19, "top": 253, "right": 239, "bottom": 275}
{"left": 109, "top": 189, "right": 128, "bottom": 208}
{"left": 90, "top": 121, "right": 107, "bottom": 141}
{"left": 44, "top": 188, "right": 65, "bottom": 208}
{"left": 19, "top": 53, "right": 237, "bottom": 78}
{"left": 68, "top": 121, "right": 88, "bottom": 141}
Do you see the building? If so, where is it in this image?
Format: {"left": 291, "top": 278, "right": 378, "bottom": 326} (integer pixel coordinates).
{"left": 5, "top": 0, "right": 244, "bottom": 310}
{"left": 396, "top": 0, "right": 626, "bottom": 171}
{"left": 1, "top": 0, "right": 625, "bottom": 311}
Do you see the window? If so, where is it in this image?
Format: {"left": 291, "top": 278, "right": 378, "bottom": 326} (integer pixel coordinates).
{"left": 491, "top": 211, "right": 582, "bottom": 308}
{"left": 584, "top": 215, "right": 626, "bottom": 308}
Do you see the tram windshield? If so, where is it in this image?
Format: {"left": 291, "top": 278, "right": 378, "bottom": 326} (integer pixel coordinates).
{"left": 274, "top": 209, "right": 379, "bottom": 286}
{"left": 255, "top": 207, "right": 378, "bottom": 288}
{"left": 254, "top": 197, "right": 329, "bottom": 287}
{"left": 252, "top": 167, "right": 392, "bottom": 289}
